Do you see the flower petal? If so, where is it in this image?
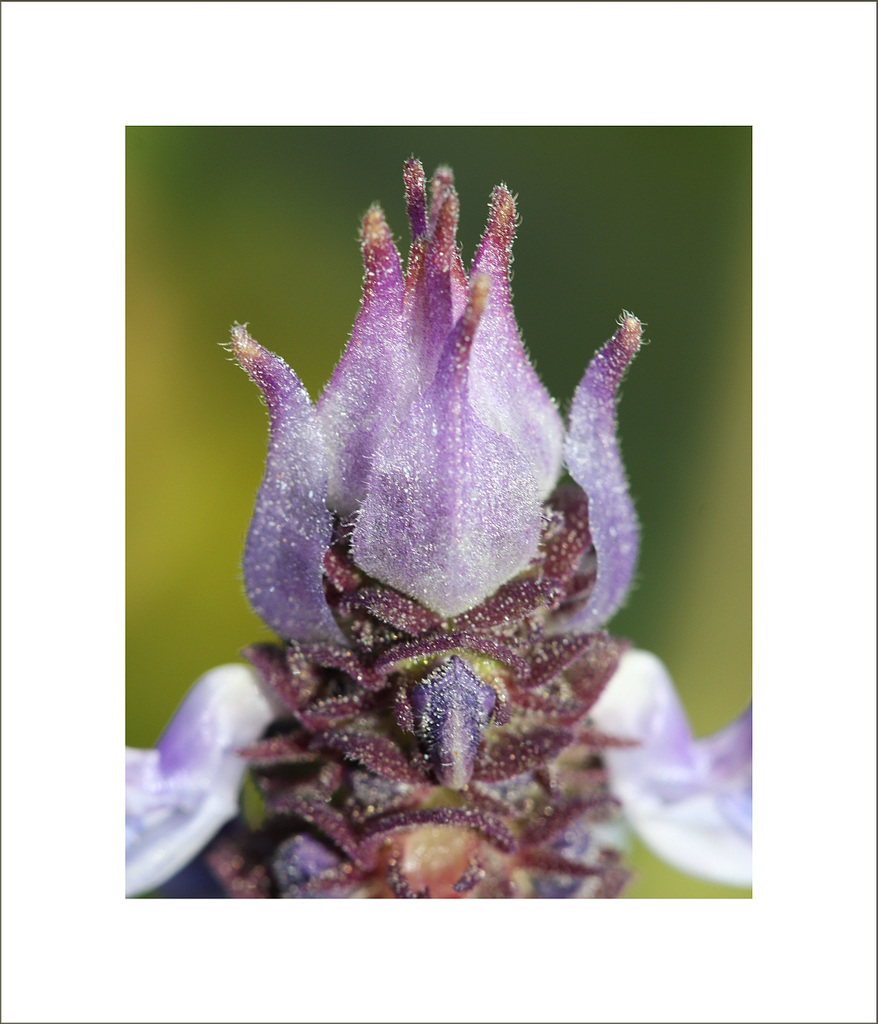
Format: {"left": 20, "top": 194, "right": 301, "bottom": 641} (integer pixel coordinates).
{"left": 126, "top": 664, "right": 276, "bottom": 897}
{"left": 231, "top": 325, "right": 344, "bottom": 644}
{"left": 590, "top": 650, "right": 752, "bottom": 888}
{"left": 469, "top": 186, "right": 564, "bottom": 498}
{"left": 563, "top": 314, "right": 643, "bottom": 631}
{"left": 352, "top": 275, "right": 544, "bottom": 616}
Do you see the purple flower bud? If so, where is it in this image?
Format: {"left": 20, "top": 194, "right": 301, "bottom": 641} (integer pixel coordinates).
{"left": 272, "top": 834, "right": 351, "bottom": 898}
{"left": 590, "top": 650, "right": 752, "bottom": 887}
{"left": 319, "top": 163, "right": 562, "bottom": 616}
{"left": 353, "top": 274, "right": 544, "bottom": 616}
{"left": 411, "top": 656, "right": 497, "bottom": 790}
{"left": 126, "top": 664, "right": 276, "bottom": 897}
{"left": 563, "top": 314, "right": 643, "bottom": 631}
{"left": 317, "top": 163, "right": 470, "bottom": 517}
{"left": 231, "top": 325, "right": 345, "bottom": 644}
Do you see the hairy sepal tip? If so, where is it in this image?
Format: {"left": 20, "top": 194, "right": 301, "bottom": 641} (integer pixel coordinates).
{"left": 230, "top": 324, "right": 263, "bottom": 373}
{"left": 619, "top": 312, "right": 643, "bottom": 353}
{"left": 362, "top": 205, "right": 392, "bottom": 250}
{"left": 488, "top": 187, "right": 516, "bottom": 245}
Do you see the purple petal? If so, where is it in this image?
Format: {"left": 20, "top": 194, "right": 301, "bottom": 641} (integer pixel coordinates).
{"left": 469, "top": 186, "right": 564, "bottom": 498}
{"left": 352, "top": 276, "right": 544, "bottom": 616}
{"left": 317, "top": 207, "right": 411, "bottom": 515}
{"left": 590, "top": 650, "right": 752, "bottom": 887}
{"left": 410, "top": 656, "right": 496, "bottom": 790}
{"left": 231, "top": 325, "right": 344, "bottom": 644}
{"left": 126, "top": 664, "right": 276, "bottom": 897}
{"left": 563, "top": 315, "right": 643, "bottom": 631}
{"left": 700, "top": 705, "right": 752, "bottom": 840}
{"left": 700, "top": 703, "right": 753, "bottom": 788}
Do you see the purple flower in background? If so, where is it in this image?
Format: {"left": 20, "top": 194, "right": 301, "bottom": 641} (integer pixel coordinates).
{"left": 126, "top": 160, "right": 751, "bottom": 897}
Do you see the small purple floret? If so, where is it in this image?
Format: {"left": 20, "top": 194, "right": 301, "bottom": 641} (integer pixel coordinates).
{"left": 272, "top": 833, "right": 343, "bottom": 897}
{"left": 410, "top": 656, "right": 496, "bottom": 790}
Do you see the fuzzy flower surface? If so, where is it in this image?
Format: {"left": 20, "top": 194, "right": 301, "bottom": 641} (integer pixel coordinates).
{"left": 126, "top": 161, "right": 752, "bottom": 898}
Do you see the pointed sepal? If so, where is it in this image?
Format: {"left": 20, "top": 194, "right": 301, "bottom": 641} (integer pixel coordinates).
{"left": 317, "top": 208, "right": 411, "bottom": 514}
{"left": 404, "top": 158, "right": 428, "bottom": 240}
{"left": 231, "top": 325, "right": 344, "bottom": 644}
{"left": 410, "top": 656, "right": 497, "bottom": 790}
{"left": 563, "top": 314, "right": 643, "bottom": 631}
{"left": 469, "top": 186, "right": 564, "bottom": 498}
{"left": 423, "top": 180, "right": 468, "bottom": 347}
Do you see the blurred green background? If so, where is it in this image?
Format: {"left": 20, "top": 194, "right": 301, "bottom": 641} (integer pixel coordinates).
{"left": 127, "top": 127, "right": 751, "bottom": 898}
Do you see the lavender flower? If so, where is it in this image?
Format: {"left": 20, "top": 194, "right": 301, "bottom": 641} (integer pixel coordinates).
{"left": 126, "top": 160, "right": 751, "bottom": 897}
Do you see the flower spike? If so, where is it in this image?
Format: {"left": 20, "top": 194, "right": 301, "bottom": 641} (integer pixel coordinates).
{"left": 231, "top": 326, "right": 344, "bottom": 644}
{"left": 353, "top": 274, "right": 544, "bottom": 616}
{"left": 563, "top": 314, "right": 643, "bottom": 631}
{"left": 138, "top": 160, "right": 744, "bottom": 900}
{"left": 470, "top": 186, "right": 564, "bottom": 498}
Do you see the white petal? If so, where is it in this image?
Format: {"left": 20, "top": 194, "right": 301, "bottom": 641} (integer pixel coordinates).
{"left": 618, "top": 787, "right": 752, "bottom": 888}
{"left": 592, "top": 650, "right": 752, "bottom": 888}
{"left": 125, "top": 664, "right": 275, "bottom": 897}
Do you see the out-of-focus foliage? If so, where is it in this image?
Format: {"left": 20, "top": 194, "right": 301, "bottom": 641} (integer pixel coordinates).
{"left": 127, "top": 126, "right": 751, "bottom": 898}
